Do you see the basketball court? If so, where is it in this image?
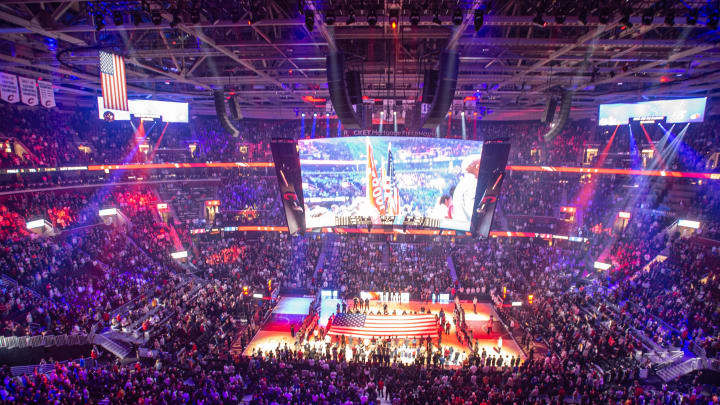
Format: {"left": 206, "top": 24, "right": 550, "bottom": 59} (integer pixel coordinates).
{"left": 241, "top": 296, "right": 525, "bottom": 365}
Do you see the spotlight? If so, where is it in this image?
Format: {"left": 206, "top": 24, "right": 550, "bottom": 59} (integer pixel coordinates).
{"left": 664, "top": 10, "right": 674, "bottom": 26}
{"left": 305, "top": 10, "right": 314, "bottom": 31}
{"left": 598, "top": 8, "right": 610, "bottom": 24}
{"left": 532, "top": 11, "right": 545, "bottom": 27}
{"left": 708, "top": 11, "right": 719, "bottom": 29}
{"left": 94, "top": 14, "right": 105, "bottom": 31}
{"left": 432, "top": 10, "right": 441, "bottom": 25}
{"left": 190, "top": 9, "right": 200, "bottom": 24}
{"left": 346, "top": 9, "right": 355, "bottom": 25}
{"left": 389, "top": 9, "right": 398, "bottom": 29}
{"left": 325, "top": 9, "right": 335, "bottom": 26}
{"left": 367, "top": 9, "right": 377, "bottom": 26}
{"left": 452, "top": 8, "right": 463, "bottom": 26}
{"left": 555, "top": 10, "right": 566, "bottom": 24}
{"left": 642, "top": 8, "right": 654, "bottom": 25}
{"left": 578, "top": 8, "right": 588, "bottom": 25}
{"left": 620, "top": 9, "right": 633, "bottom": 29}
{"left": 151, "top": 10, "right": 162, "bottom": 25}
{"left": 132, "top": 10, "right": 142, "bottom": 26}
{"left": 473, "top": 9, "right": 484, "bottom": 31}
{"left": 687, "top": 9, "right": 698, "bottom": 25}
{"left": 112, "top": 11, "right": 123, "bottom": 26}
{"left": 170, "top": 10, "right": 181, "bottom": 27}
{"left": 410, "top": 8, "right": 420, "bottom": 26}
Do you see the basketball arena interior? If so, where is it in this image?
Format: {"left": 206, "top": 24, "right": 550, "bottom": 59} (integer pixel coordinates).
{"left": 0, "top": 0, "right": 719, "bottom": 403}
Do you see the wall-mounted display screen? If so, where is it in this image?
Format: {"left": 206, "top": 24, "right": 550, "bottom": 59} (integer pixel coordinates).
{"left": 97, "top": 97, "right": 189, "bottom": 123}
{"left": 598, "top": 97, "right": 706, "bottom": 126}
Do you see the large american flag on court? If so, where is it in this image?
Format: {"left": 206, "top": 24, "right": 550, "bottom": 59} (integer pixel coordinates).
{"left": 328, "top": 313, "right": 438, "bottom": 338}
{"left": 99, "top": 51, "right": 128, "bottom": 111}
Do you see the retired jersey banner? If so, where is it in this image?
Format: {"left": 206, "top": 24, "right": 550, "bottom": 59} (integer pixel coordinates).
{"left": 0, "top": 72, "right": 19, "bottom": 104}
{"left": 38, "top": 80, "right": 55, "bottom": 108}
{"left": 18, "top": 76, "right": 38, "bottom": 106}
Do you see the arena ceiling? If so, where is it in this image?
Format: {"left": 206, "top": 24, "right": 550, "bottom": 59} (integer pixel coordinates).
{"left": 0, "top": 0, "right": 719, "bottom": 120}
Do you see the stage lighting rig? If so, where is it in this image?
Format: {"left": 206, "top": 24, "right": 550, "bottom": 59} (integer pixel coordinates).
{"left": 664, "top": 10, "right": 674, "bottom": 26}
{"left": 641, "top": 8, "right": 654, "bottom": 25}
{"left": 474, "top": 9, "right": 484, "bottom": 31}
{"left": 687, "top": 9, "right": 698, "bottom": 25}
{"left": 367, "top": 9, "right": 378, "bottom": 26}
{"left": 170, "top": 10, "right": 181, "bottom": 27}
{"left": 620, "top": 9, "right": 633, "bottom": 29}
{"left": 708, "top": 11, "right": 719, "bottom": 29}
{"left": 410, "top": 8, "right": 420, "bottom": 26}
{"left": 94, "top": 13, "right": 105, "bottom": 31}
{"left": 389, "top": 9, "right": 399, "bottom": 29}
{"left": 151, "top": 10, "right": 162, "bottom": 25}
{"left": 305, "top": 9, "right": 314, "bottom": 31}
{"left": 132, "top": 9, "right": 143, "bottom": 26}
{"left": 346, "top": 8, "right": 356, "bottom": 24}
{"left": 598, "top": 8, "right": 610, "bottom": 24}
{"left": 578, "top": 8, "right": 588, "bottom": 25}
{"left": 554, "top": 10, "right": 566, "bottom": 24}
{"left": 452, "top": 8, "right": 463, "bottom": 26}
{"left": 190, "top": 8, "right": 200, "bottom": 24}
{"left": 325, "top": 8, "right": 336, "bottom": 25}
{"left": 532, "top": 11, "right": 545, "bottom": 27}
{"left": 432, "top": 10, "right": 441, "bottom": 25}
{"left": 112, "top": 11, "right": 123, "bottom": 26}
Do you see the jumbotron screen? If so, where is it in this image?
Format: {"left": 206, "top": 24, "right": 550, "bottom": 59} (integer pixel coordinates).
{"left": 598, "top": 97, "right": 706, "bottom": 126}
{"left": 298, "top": 136, "right": 484, "bottom": 231}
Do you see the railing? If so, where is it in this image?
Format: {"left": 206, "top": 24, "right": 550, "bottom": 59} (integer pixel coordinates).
{"left": 0, "top": 333, "right": 92, "bottom": 350}
{"left": 10, "top": 357, "right": 96, "bottom": 377}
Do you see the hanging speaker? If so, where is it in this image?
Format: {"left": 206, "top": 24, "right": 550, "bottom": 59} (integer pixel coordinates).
{"left": 421, "top": 70, "right": 439, "bottom": 104}
{"left": 541, "top": 97, "right": 557, "bottom": 123}
{"left": 420, "top": 51, "right": 460, "bottom": 130}
{"left": 346, "top": 71, "right": 363, "bottom": 105}
{"left": 327, "top": 52, "right": 364, "bottom": 129}
{"left": 228, "top": 96, "right": 243, "bottom": 120}
{"left": 543, "top": 90, "right": 573, "bottom": 141}
{"left": 213, "top": 90, "right": 240, "bottom": 137}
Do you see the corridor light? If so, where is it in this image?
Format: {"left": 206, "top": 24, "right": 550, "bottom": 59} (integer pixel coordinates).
{"left": 678, "top": 219, "right": 700, "bottom": 229}
{"left": 594, "top": 261, "right": 611, "bottom": 270}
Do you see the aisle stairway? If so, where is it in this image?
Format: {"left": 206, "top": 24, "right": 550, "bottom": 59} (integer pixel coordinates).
{"left": 382, "top": 242, "right": 390, "bottom": 272}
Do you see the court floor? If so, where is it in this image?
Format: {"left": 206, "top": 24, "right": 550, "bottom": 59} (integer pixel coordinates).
{"left": 241, "top": 296, "right": 525, "bottom": 364}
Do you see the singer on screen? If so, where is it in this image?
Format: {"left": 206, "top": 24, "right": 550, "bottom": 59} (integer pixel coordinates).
{"left": 452, "top": 155, "right": 482, "bottom": 223}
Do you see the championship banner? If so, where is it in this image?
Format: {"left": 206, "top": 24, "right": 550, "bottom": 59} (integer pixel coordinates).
{"left": 18, "top": 76, "right": 38, "bottom": 106}
{"left": 0, "top": 72, "right": 19, "bottom": 104}
{"left": 38, "top": 80, "right": 56, "bottom": 108}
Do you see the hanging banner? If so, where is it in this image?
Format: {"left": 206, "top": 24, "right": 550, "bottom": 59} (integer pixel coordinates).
{"left": 18, "top": 76, "right": 38, "bottom": 106}
{"left": 38, "top": 80, "right": 55, "bottom": 108}
{"left": 0, "top": 72, "right": 19, "bottom": 104}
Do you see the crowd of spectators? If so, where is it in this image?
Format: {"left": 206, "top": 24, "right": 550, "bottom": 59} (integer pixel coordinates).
{"left": 316, "top": 238, "right": 453, "bottom": 300}
{"left": 1, "top": 104, "right": 720, "bottom": 403}
{"left": 214, "top": 174, "right": 284, "bottom": 227}
{"left": 194, "top": 233, "right": 322, "bottom": 291}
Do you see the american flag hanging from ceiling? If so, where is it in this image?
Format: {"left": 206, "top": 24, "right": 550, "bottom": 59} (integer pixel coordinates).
{"left": 99, "top": 51, "right": 128, "bottom": 111}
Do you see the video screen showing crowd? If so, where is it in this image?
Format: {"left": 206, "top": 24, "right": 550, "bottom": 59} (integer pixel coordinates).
{"left": 272, "top": 136, "right": 510, "bottom": 237}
